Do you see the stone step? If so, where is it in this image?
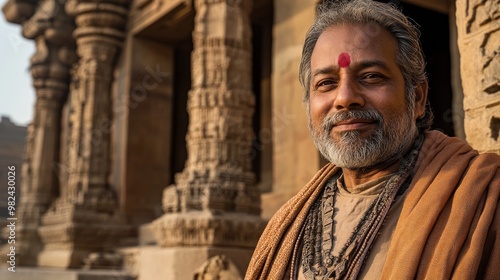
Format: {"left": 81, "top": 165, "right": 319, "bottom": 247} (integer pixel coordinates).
{"left": 0, "top": 267, "right": 135, "bottom": 280}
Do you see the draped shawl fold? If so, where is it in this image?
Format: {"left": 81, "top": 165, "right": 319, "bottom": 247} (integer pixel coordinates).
{"left": 245, "top": 131, "right": 500, "bottom": 279}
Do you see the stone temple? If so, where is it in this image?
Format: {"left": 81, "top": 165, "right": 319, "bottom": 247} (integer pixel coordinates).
{"left": 0, "top": 0, "right": 498, "bottom": 279}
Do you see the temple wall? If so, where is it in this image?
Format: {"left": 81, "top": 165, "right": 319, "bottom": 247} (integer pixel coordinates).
{"left": 261, "top": 0, "right": 320, "bottom": 220}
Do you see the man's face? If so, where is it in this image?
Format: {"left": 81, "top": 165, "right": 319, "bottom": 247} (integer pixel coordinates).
{"left": 308, "top": 24, "right": 422, "bottom": 169}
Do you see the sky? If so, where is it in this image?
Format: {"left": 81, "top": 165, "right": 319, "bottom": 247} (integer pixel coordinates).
{"left": 0, "top": 0, "right": 35, "bottom": 126}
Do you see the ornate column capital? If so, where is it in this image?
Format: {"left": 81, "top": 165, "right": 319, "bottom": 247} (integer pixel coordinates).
{"left": 22, "top": 0, "right": 77, "bottom": 102}
{"left": 67, "top": 0, "right": 128, "bottom": 46}
{"left": 64, "top": 0, "right": 129, "bottom": 85}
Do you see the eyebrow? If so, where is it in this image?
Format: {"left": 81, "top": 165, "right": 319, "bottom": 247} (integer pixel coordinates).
{"left": 312, "top": 66, "right": 336, "bottom": 77}
{"left": 311, "top": 59, "right": 391, "bottom": 78}
{"left": 357, "top": 60, "right": 391, "bottom": 71}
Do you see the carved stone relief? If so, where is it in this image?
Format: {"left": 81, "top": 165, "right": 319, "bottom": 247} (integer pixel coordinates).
{"left": 458, "top": 0, "right": 500, "bottom": 153}
{"left": 466, "top": 0, "right": 499, "bottom": 33}
{"left": 480, "top": 28, "right": 500, "bottom": 94}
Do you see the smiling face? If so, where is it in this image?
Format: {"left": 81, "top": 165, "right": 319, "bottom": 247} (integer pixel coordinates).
{"left": 307, "top": 24, "right": 426, "bottom": 169}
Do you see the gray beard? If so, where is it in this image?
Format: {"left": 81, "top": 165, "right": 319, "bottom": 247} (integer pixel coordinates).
{"left": 309, "top": 108, "right": 418, "bottom": 169}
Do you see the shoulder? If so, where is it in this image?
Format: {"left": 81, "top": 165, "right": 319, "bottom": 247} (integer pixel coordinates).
{"left": 418, "top": 130, "right": 499, "bottom": 177}
{"left": 406, "top": 131, "right": 498, "bottom": 211}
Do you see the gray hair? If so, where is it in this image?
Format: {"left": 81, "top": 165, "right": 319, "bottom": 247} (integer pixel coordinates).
{"left": 299, "top": 0, "right": 433, "bottom": 132}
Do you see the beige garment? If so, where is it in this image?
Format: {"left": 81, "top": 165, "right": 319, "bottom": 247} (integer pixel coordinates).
{"left": 298, "top": 173, "right": 408, "bottom": 280}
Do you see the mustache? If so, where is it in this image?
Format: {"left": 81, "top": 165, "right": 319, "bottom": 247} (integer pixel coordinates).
{"left": 322, "top": 109, "right": 383, "bottom": 133}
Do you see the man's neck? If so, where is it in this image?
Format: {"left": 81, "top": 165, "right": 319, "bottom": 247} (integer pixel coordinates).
{"left": 341, "top": 158, "right": 401, "bottom": 189}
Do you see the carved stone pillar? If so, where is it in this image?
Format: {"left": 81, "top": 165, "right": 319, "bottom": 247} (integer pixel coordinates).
{"left": 37, "top": 0, "right": 131, "bottom": 268}
{"left": 151, "top": 0, "right": 265, "bottom": 277}
{"left": 456, "top": 0, "right": 500, "bottom": 154}
{"left": 154, "top": 0, "right": 264, "bottom": 247}
{"left": 1, "top": 0, "right": 76, "bottom": 266}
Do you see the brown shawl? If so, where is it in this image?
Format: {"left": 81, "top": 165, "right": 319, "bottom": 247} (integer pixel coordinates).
{"left": 245, "top": 131, "right": 500, "bottom": 279}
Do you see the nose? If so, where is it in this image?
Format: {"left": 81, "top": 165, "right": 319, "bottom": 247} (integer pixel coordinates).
{"left": 333, "top": 75, "right": 365, "bottom": 110}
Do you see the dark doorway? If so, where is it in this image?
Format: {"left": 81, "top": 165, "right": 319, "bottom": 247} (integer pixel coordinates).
{"left": 251, "top": 0, "right": 274, "bottom": 193}
{"left": 376, "top": 0, "right": 455, "bottom": 136}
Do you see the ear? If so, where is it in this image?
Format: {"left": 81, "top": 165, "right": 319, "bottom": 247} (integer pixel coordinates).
{"left": 414, "top": 80, "right": 428, "bottom": 120}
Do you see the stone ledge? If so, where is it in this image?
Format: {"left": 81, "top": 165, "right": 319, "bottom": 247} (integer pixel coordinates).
{"left": 0, "top": 267, "right": 135, "bottom": 280}
{"left": 129, "top": 246, "right": 253, "bottom": 280}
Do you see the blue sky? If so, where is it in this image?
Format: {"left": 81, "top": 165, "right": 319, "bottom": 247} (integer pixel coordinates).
{"left": 0, "top": 0, "right": 35, "bottom": 126}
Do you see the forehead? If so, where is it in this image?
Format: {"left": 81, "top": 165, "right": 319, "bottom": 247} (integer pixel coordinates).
{"left": 311, "top": 23, "right": 399, "bottom": 69}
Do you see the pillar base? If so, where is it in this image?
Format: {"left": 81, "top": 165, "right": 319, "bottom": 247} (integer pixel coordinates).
{"left": 152, "top": 210, "right": 266, "bottom": 248}
{"left": 37, "top": 249, "right": 89, "bottom": 268}
{"left": 38, "top": 203, "right": 132, "bottom": 268}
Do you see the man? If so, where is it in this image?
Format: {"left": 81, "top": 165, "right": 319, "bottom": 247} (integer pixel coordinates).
{"left": 245, "top": 0, "right": 499, "bottom": 279}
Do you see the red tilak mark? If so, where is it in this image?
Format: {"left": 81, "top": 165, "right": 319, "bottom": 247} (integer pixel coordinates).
{"left": 338, "top": 52, "right": 351, "bottom": 68}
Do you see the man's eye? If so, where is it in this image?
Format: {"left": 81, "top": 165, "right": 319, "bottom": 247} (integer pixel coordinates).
{"left": 361, "top": 73, "right": 386, "bottom": 83}
{"left": 316, "top": 80, "right": 337, "bottom": 90}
